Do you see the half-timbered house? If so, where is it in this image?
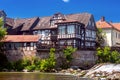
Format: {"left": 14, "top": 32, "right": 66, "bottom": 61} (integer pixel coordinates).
{"left": 5, "top": 12, "right": 97, "bottom": 50}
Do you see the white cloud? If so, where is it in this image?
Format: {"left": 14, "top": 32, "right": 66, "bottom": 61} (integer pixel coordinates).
{"left": 62, "top": 0, "right": 70, "bottom": 3}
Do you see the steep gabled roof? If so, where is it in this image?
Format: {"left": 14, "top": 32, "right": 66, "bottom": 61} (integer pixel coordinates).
{"left": 33, "top": 13, "right": 92, "bottom": 30}
{"left": 6, "top": 12, "right": 92, "bottom": 31}
{"left": 21, "top": 17, "right": 39, "bottom": 31}
{"left": 66, "top": 13, "right": 91, "bottom": 27}
{"left": 111, "top": 23, "right": 120, "bottom": 31}
{"left": 6, "top": 17, "right": 14, "bottom": 27}
{"left": 33, "top": 16, "right": 51, "bottom": 30}
{"left": 6, "top": 17, "right": 39, "bottom": 31}
{"left": 2, "top": 35, "right": 40, "bottom": 42}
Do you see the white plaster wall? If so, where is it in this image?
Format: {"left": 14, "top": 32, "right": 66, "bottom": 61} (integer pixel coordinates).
{"left": 112, "top": 29, "right": 120, "bottom": 47}
{"left": 103, "top": 29, "right": 112, "bottom": 46}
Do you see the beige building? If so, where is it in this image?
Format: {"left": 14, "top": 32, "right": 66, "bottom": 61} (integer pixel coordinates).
{"left": 96, "top": 17, "right": 120, "bottom": 47}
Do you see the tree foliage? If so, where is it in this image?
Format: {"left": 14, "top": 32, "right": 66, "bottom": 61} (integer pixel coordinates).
{"left": 97, "top": 47, "right": 120, "bottom": 63}
{"left": 0, "top": 18, "right": 7, "bottom": 41}
{"left": 63, "top": 46, "right": 77, "bottom": 68}
{"left": 0, "top": 18, "right": 7, "bottom": 70}
{"left": 40, "top": 48, "right": 56, "bottom": 71}
{"left": 96, "top": 28, "right": 106, "bottom": 47}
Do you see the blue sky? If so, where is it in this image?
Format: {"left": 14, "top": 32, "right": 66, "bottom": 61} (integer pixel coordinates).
{"left": 0, "top": 0, "right": 120, "bottom": 22}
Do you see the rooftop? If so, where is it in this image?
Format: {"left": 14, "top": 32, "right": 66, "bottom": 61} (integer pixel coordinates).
{"left": 2, "top": 35, "right": 40, "bottom": 42}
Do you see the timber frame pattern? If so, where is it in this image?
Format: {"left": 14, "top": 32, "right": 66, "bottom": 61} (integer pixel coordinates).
{"left": 2, "top": 11, "right": 97, "bottom": 50}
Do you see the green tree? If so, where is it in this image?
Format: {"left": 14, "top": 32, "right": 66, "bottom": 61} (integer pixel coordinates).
{"left": 0, "top": 18, "right": 7, "bottom": 71}
{"left": 96, "top": 47, "right": 120, "bottom": 63}
{"left": 40, "top": 48, "right": 56, "bottom": 71}
{"left": 96, "top": 28, "right": 106, "bottom": 47}
{"left": 63, "top": 46, "right": 77, "bottom": 68}
{"left": 0, "top": 18, "right": 7, "bottom": 41}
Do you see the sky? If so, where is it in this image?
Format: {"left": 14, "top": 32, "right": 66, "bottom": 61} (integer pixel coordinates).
{"left": 0, "top": 0, "right": 120, "bottom": 22}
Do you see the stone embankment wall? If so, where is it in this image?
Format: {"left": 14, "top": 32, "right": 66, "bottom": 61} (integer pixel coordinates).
{"left": 4, "top": 49, "right": 97, "bottom": 68}
{"left": 71, "top": 50, "right": 97, "bottom": 69}
{"left": 4, "top": 50, "right": 36, "bottom": 61}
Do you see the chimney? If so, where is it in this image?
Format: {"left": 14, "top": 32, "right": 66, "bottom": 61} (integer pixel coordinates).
{"left": 101, "top": 16, "right": 105, "bottom": 22}
{"left": 110, "top": 21, "right": 112, "bottom": 23}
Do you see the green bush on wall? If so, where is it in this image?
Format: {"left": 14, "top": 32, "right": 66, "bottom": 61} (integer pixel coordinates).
{"left": 97, "top": 46, "right": 120, "bottom": 63}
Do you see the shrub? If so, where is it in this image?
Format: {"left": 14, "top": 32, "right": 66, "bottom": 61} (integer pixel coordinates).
{"left": 3, "top": 48, "right": 56, "bottom": 72}
{"left": 40, "top": 48, "right": 56, "bottom": 71}
{"left": 25, "top": 65, "right": 36, "bottom": 71}
{"left": 96, "top": 46, "right": 120, "bottom": 63}
{"left": 63, "top": 46, "right": 77, "bottom": 68}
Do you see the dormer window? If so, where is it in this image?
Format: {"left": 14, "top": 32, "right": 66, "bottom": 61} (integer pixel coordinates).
{"left": 50, "top": 13, "right": 66, "bottom": 26}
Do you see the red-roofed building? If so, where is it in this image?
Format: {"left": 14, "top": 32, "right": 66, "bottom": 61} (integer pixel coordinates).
{"left": 0, "top": 35, "right": 40, "bottom": 61}
{"left": 96, "top": 17, "right": 120, "bottom": 47}
{"left": 1, "top": 35, "right": 40, "bottom": 50}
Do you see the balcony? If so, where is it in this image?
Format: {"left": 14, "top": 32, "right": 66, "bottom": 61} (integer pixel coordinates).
{"left": 58, "top": 34, "right": 81, "bottom": 39}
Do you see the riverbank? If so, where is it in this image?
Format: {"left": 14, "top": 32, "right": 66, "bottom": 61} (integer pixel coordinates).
{"left": 1, "top": 63, "right": 120, "bottom": 80}
{"left": 0, "top": 72, "right": 92, "bottom": 80}
{"left": 59, "top": 63, "right": 120, "bottom": 80}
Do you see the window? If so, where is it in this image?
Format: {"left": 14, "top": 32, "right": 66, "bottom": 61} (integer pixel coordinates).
{"left": 92, "top": 22, "right": 94, "bottom": 26}
{"left": 31, "top": 43, "right": 33, "bottom": 47}
{"left": 86, "top": 30, "right": 89, "bottom": 37}
{"left": 33, "top": 31, "right": 38, "bottom": 35}
{"left": 92, "top": 31, "right": 96, "bottom": 38}
{"left": 59, "top": 40, "right": 65, "bottom": 46}
{"left": 58, "top": 26, "right": 66, "bottom": 34}
{"left": 88, "top": 21, "right": 91, "bottom": 26}
{"left": 119, "top": 33, "right": 120, "bottom": 39}
{"left": 50, "top": 20, "right": 55, "bottom": 26}
{"left": 78, "top": 26, "right": 81, "bottom": 34}
{"left": 116, "top": 32, "right": 117, "bottom": 38}
{"left": 67, "top": 25, "right": 75, "bottom": 34}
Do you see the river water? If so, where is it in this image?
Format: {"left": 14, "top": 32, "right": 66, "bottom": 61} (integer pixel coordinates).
{"left": 0, "top": 72, "right": 77, "bottom": 80}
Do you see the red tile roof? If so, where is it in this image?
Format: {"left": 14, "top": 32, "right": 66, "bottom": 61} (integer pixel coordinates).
{"left": 111, "top": 23, "right": 120, "bottom": 31}
{"left": 96, "top": 20, "right": 113, "bottom": 29}
{"left": 2, "top": 35, "right": 40, "bottom": 42}
{"left": 96, "top": 20, "right": 120, "bottom": 31}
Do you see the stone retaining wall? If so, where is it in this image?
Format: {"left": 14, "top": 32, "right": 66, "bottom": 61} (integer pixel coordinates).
{"left": 4, "top": 49, "right": 36, "bottom": 61}
{"left": 71, "top": 50, "right": 97, "bottom": 69}
{"left": 4, "top": 49, "right": 97, "bottom": 68}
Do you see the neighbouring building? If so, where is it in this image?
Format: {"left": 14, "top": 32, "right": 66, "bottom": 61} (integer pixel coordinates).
{"left": 4, "top": 12, "right": 97, "bottom": 50}
{"left": 96, "top": 17, "right": 120, "bottom": 47}
{"left": 1, "top": 35, "right": 40, "bottom": 61}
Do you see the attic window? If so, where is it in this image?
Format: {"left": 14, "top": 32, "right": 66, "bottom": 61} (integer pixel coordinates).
{"left": 50, "top": 13, "right": 65, "bottom": 26}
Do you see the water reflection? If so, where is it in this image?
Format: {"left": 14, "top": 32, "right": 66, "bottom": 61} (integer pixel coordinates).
{"left": 0, "top": 72, "right": 76, "bottom": 80}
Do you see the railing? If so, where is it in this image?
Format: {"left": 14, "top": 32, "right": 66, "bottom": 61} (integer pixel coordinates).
{"left": 41, "top": 36, "right": 51, "bottom": 40}
{"left": 58, "top": 34, "right": 81, "bottom": 39}
{"left": 41, "top": 34, "right": 82, "bottom": 40}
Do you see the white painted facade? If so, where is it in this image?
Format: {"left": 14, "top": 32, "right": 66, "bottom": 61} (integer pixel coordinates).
{"left": 103, "top": 28, "right": 120, "bottom": 47}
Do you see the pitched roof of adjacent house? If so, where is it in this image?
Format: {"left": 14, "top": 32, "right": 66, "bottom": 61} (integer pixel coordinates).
{"left": 96, "top": 17, "right": 120, "bottom": 31}
{"left": 2, "top": 35, "right": 40, "bottom": 42}
{"left": 6, "top": 12, "right": 92, "bottom": 31}
{"left": 6, "top": 17, "right": 39, "bottom": 30}
{"left": 96, "top": 17, "right": 113, "bottom": 29}
{"left": 111, "top": 23, "right": 120, "bottom": 31}
{"left": 6, "top": 17, "right": 14, "bottom": 27}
